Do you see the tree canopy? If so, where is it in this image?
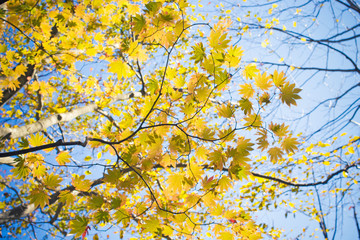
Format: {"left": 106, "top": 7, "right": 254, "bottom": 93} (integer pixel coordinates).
{"left": 0, "top": 0, "right": 359, "bottom": 239}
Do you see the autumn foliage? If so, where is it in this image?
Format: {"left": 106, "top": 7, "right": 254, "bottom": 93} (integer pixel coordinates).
{"left": 0, "top": 0, "right": 359, "bottom": 239}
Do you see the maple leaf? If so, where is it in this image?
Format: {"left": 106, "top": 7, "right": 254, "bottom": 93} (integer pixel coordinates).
{"left": 217, "top": 103, "right": 234, "bottom": 118}
{"left": 44, "top": 173, "right": 62, "bottom": 190}
{"left": 108, "top": 60, "right": 133, "bottom": 79}
{"left": 94, "top": 210, "right": 110, "bottom": 224}
{"left": 132, "top": 14, "right": 146, "bottom": 34}
{"left": 69, "top": 216, "right": 89, "bottom": 238}
{"left": 268, "top": 147, "right": 283, "bottom": 162}
{"left": 144, "top": 1, "right": 162, "bottom": 15}
{"left": 166, "top": 173, "right": 184, "bottom": 194}
{"left": 243, "top": 63, "right": 260, "bottom": 79}
{"left": 226, "top": 45, "right": 243, "bottom": 68}
{"left": 269, "top": 122, "right": 289, "bottom": 137}
{"left": 218, "top": 176, "right": 232, "bottom": 191}
{"left": 236, "top": 137, "right": 254, "bottom": 156}
{"left": 272, "top": 70, "right": 286, "bottom": 87}
{"left": 104, "top": 168, "right": 122, "bottom": 184}
{"left": 72, "top": 175, "right": 92, "bottom": 192}
{"left": 254, "top": 72, "right": 272, "bottom": 90}
{"left": 239, "top": 98, "right": 253, "bottom": 115}
{"left": 256, "top": 129, "right": 269, "bottom": 151}
{"left": 29, "top": 188, "right": 49, "bottom": 209}
{"left": 81, "top": 226, "right": 91, "bottom": 239}
{"left": 230, "top": 164, "right": 250, "bottom": 180}
{"left": 14, "top": 64, "right": 27, "bottom": 77}
{"left": 32, "top": 164, "right": 46, "bottom": 178}
{"left": 259, "top": 92, "right": 270, "bottom": 105}
{"left": 280, "top": 82, "right": 302, "bottom": 106}
{"left": 28, "top": 133, "right": 47, "bottom": 147}
{"left": 0, "top": 78, "right": 20, "bottom": 91}
{"left": 244, "top": 113, "right": 262, "bottom": 127}
{"left": 208, "top": 150, "right": 227, "bottom": 170}
{"left": 239, "top": 83, "right": 255, "bottom": 99}
{"left": 56, "top": 151, "right": 71, "bottom": 165}
{"left": 142, "top": 216, "right": 160, "bottom": 233}
{"left": 281, "top": 136, "right": 299, "bottom": 154}
{"left": 190, "top": 42, "right": 206, "bottom": 63}
{"left": 87, "top": 195, "right": 104, "bottom": 209}
{"left": 209, "top": 30, "right": 230, "bottom": 50}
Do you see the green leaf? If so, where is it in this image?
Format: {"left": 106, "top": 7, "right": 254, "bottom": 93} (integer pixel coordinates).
{"left": 88, "top": 195, "right": 104, "bottom": 209}
{"left": 104, "top": 168, "right": 122, "bottom": 184}
{"left": 94, "top": 210, "right": 110, "bottom": 224}
{"left": 69, "top": 216, "right": 89, "bottom": 238}
{"left": 144, "top": 2, "right": 162, "bottom": 15}
{"left": 58, "top": 190, "right": 75, "bottom": 207}
{"left": 190, "top": 42, "right": 206, "bottom": 63}
{"left": 29, "top": 188, "right": 49, "bottom": 209}
{"left": 229, "top": 165, "right": 249, "bottom": 180}
{"left": 132, "top": 14, "right": 146, "bottom": 34}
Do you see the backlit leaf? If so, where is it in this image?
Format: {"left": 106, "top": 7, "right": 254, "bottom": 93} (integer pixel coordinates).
{"left": 280, "top": 82, "right": 302, "bottom": 106}
{"left": 29, "top": 188, "right": 49, "bottom": 209}
{"left": 56, "top": 151, "right": 71, "bottom": 165}
{"left": 28, "top": 133, "right": 46, "bottom": 147}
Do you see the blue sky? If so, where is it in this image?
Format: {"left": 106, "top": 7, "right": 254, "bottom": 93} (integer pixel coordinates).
{"left": 0, "top": 0, "right": 359, "bottom": 239}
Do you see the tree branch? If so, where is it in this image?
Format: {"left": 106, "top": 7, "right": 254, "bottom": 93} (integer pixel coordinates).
{"left": 0, "top": 178, "right": 104, "bottom": 225}
{"left": 0, "top": 91, "right": 142, "bottom": 140}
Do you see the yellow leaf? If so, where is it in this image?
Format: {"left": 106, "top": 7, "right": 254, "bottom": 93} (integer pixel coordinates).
{"left": 254, "top": 72, "right": 272, "bottom": 90}
{"left": 272, "top": 70, "right": 286, "bottom": 87}
{"left": 33, "top": 164, "right": 46, "bottom": 178}
{"left": 14, "top": 64, "right": 27, "bottom": 77}
{"left": 280, "top": 82, "right": 302, "bottom": 106}
{"left": 142, "top": 216, "right": 160, "bottom": 233}
{"left": 217, "top": 104, "right": 233, "bottom": 118}
{"left": 323, "top": 161, "right": 330, "bottom": 166}
{"left": 281, "top": 136, "right": 299, "bottom": 154}
{"left": 30, "top": 188, "right": 49, "bottom": 209}
{"left": 208, "top": 29, "right": 230, "bottom": 50}
{"left": 239, "top": 83, "right": 255, "bottom": 98}
{"left": 28, "top": 133, "right": 47, "bottom": 147}
{"left": 268, "top": 147, "right": 283, "bottom": 162}
{"left": 56, "top": 151, "right": 71, "bottom": 165}
{"left": 72, "top": 175, "right": 92, "bottom": 192}
{"left": 108, "top": 60, "right": 133, "bottom": 79}
{"left": 348, "top": 146, "right": 355, "bottom": 154}
{"left": 187, "top": 163, "right": 204, "bottom": 179}
{"left": 261, "top": 39, "right": 269, "bottom": 48}
{"left": 243, "top": 63, "right": 260, "bottom": 79}
{"left": 219, "top": 231, "right": 234, "bottom": 240}
{"left": 166, "top": 173, "right": 183, "bottom": 194}
{"left": 86, "top": 47, "right": 97, "bottom": 56}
